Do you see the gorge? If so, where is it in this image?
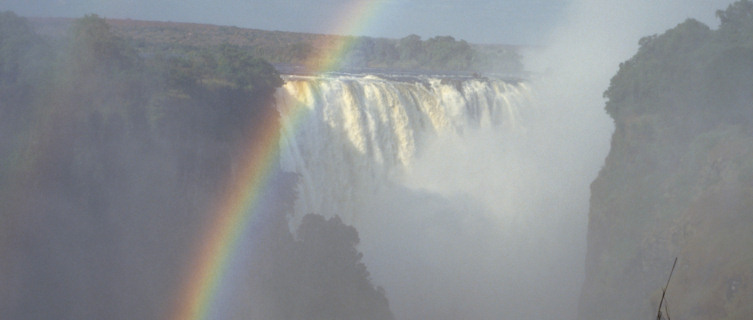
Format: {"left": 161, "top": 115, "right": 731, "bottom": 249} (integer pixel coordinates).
{"left": 2, "top": 1, "right": 752, "bottom": 319}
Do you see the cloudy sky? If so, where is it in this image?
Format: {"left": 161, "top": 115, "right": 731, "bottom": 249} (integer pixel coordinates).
{"left": 0, "top": 1, "right": 737, "bottom": 45}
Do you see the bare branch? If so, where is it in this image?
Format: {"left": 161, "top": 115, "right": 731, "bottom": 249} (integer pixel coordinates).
{"left": 656, "top": 257, "right": 678, "bottom": 320}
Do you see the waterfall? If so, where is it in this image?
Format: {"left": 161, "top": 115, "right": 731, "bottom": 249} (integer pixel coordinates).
{"left": 277, "top": 75, "right": 533, "bottom": 223}
{"left": 274, "top": 74, "right": 582, "bottom": 320}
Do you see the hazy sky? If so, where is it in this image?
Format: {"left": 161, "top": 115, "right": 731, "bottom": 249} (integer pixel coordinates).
{"left": 1, "top": 0, "right": 571, "bottom": 45}
{"left": 0, "top": 0, "right": 739, "bottom": 45}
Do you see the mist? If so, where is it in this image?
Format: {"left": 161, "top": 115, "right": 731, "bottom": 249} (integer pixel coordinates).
{"left": 282, "top": 1, "right": 735, "bottom": 319}
{"left": 1, "top": 1, "right": 743, "bottom": 319}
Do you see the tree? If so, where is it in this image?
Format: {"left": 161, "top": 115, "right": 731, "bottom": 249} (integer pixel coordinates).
{"left": 372, "top": 38, "right": 399, "bottom": 66}
{"left": 0, "top": 11, "right": 46, "bottom": 86}
{"left": 397, "top": 34, "right": 424, "bottom": 64}
{"left": 716, "top": 0, "right": 753, "bottom": 45}
{"left": 424, "top": 36, "right": 473, "bottom": 70}
{"left": 289, "top": 214, "right": 395, "bottom": 320}
{"left": 68, "top": 14, "right": 140, "bottom": 74}
{"left": 253, "top": 213, "right": 394, "bottom": 320}
{"left": 717, "top": 0, "right": 753, "bottom": 30}
{"left": 215, "top": 43, "right": 282, "bottom": 93}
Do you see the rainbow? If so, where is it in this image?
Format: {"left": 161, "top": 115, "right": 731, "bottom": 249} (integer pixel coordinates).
{"left": 170, "top": 1, "right": 390, "bottom": 319}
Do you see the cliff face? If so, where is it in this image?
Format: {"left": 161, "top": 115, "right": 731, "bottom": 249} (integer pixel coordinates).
{"left": 579, "top": 2, "right": 753, "bottom": 319}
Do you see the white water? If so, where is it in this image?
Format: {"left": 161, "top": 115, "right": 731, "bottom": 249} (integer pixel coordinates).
{"left": 275, "top": 74, "right": 587, "bottom": 320}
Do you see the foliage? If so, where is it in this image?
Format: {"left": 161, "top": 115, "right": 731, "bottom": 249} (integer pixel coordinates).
{"left": 0, "top": 11, "right": 48, "bottom": 88}
{"left": 259, "top": 214, "right": 394, "bottom": 320}
{"left": 68, "top": 14, "right": 140, "bottom": 73}
{"left": 30, "top": 17, "right": 524, "bottom": 74}
{"left": 215, "top": 43, "right": 283, "bottom": 93}
{"left": 716, "top": 0, "right": 753, "bottom": 42}
{"left": 604, "top": 19, "right": 712, "bottom": 118}
{"left": 54, "top": 14, "right": 149, "bottom": 129}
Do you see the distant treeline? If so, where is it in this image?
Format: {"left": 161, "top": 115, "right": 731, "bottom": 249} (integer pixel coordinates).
{"left": 30, "top": 17, "right": 523, "bottom": 74}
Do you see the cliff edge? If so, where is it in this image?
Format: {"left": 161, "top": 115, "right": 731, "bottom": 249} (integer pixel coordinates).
{"left": 579, "top": 2, "right": 753, "bottom": 319}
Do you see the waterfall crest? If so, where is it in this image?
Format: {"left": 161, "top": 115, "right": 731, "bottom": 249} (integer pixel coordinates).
{"left": 276, "top": 75, "right": 534, "bottom": 226}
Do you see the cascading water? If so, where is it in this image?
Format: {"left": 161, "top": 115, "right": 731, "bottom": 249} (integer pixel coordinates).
{"left": 278, "top": 75, "right": 532, "bottom": 223}
{"left": 274, "top": 74, "right": 585, "bottom": 320}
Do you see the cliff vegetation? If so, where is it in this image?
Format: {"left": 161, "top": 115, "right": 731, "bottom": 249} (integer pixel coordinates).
{"left": 0, "top": 12, "right": 392, "bottom": 319}
{"left": 30, "top": 17, "right": 523, "bottom": 75}
{"left": 580, "top": 1, "right": 753, "bottom": 319}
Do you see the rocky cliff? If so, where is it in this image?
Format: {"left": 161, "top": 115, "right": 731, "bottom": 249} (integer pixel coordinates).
{"left": 579, "top": 2, "right": 753, "bottom": 319}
